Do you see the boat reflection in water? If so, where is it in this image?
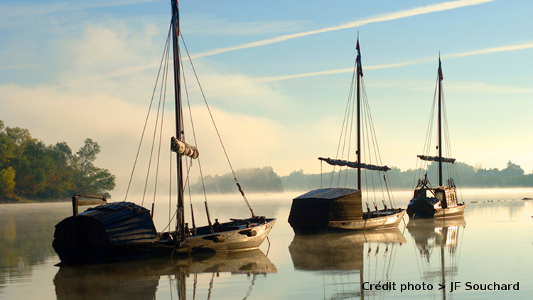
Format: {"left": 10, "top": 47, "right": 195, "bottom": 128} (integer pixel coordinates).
{"left": 289, "top": 229, "right": 406, "bottom": 299}
{"left": 54, "top": 249, "right": 276, "bottom": 300}
{"left": 407, "top": 217, "right": 466, "bottom": 299}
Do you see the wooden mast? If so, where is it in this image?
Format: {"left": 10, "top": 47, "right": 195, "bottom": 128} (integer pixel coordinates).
{"left": 356, "top": 39, "right": 362, "bottom": 191}
{"left": 440, "top": 223, "right": 447, "bottom": 300}
{"left": 171, "top": 0, "right": 185, "bottom": 235}
{"left": 437, "top": 56, "right": 443, "bottom": 187}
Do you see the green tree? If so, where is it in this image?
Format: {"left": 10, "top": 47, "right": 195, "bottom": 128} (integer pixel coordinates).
{"left": 500, "top": 160, "right": 524, "bottom": 177}
{"left": 0, "top": 120, "right": 116, "bottom": 201}
{"left": 71, "top": 138, "right": 115, "bottom": 195}
{"left": 43, "top": 142, "right": 74, "bottom": 198}
{"left": 0, "top": 167, "right": 16, "bottom": 200}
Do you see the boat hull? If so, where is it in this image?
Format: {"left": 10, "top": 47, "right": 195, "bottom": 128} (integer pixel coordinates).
{"left": 54, "top": 201, "right": 276, "bottom": 264}
{"left": 407, "top": 198, "right": 466, "bottom": 219}
{"left": 53, "top": 202, "right": 173, "bottom": 264}
{"left": 289, "top": 188, "right": 405, "bottom": 233}
{"left": 175, "top": 218, "right": 276, "bottom": 254}
{"left": 434, "top": 203, "right": 466, "bottom": 218}
{"left": 328, "top": 209, "right": 406, "bottom": 230}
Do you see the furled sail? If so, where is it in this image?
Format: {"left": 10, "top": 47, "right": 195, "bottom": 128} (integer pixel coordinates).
{"left": 171, "top": 137, "right": 199, "bottom": 159}
{"left": 318, "top": 157, "right": 390, "bottom": 172}
{"left": 417, "top": 155, "right": 455, "bottom": 163}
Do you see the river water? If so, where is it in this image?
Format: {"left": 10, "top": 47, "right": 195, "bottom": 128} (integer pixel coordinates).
{"left": 1, "top": 188, "right": 532, "bottom": 299}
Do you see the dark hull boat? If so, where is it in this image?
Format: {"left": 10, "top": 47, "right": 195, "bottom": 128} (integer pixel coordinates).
{"left": 53, "top": 0, "right": 275, "bottom": 264}
{"left": 407, "top": 199, "right": 465, "bottom": 219}
{"left": 289, "top": 188, "right": 404, "bottom": 234}
{"left": 406, "top": 179, "right": 465, "bottom": 219}
{"left": 53, "top": 197, "right": 171, "bottom": 264}
{"left": 288, "top": 39, "right": 405, "bottom": 234}
{"left": 407, "top": 58, "right": 465, "bottom": 219}
{"left": 53, "top": 196, "right": 275, "bottom": 264}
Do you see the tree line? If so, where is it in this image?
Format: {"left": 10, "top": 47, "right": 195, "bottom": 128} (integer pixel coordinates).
{"left": 283, "top": 160, "right": 533, "bottom": 191}
{"left": 2, "top": 119, "right": 531, "bottom": 201}
{"left": 189, "top": 161, "right": 533, "bottom": 194}
{"left": 0, "top": 120, "right": 115, "bottom": 203}
{"left": 189, "top": 166, "right": 283, "bottom": 194}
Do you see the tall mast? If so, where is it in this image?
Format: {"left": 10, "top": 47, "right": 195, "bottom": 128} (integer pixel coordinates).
{"left": 356, "top": 39, "right": 362, "bottom": 191}
{"left": 440, "top": 227, "right": 446, "bottom": 300}
{"left": 171, "top": 0, "right": 185, "bottom": 235}
{"left": 437, "top": 56, "right": 443, "bottom": 187}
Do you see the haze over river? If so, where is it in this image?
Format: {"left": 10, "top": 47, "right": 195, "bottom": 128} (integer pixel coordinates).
{"left": 1, "top": 188, "right": 533, "bottom": 299}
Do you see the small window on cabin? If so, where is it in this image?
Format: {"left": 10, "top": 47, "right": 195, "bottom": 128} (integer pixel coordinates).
{"left": 415, "top": 189, "right": 426, "bottom": 198}
{"left": 448, "top": 192, "right": 456, "bottom": 204}
{"left": 436, "top": 190, "right": 445, "bottom": 202}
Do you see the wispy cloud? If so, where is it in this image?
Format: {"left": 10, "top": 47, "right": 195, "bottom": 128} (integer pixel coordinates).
{"left": 445, "top": 41, "right": 533, "bottom": 58}
{"left": 0, "top": 0, "right": 155, "bottom": 18}
{"left": 256, "top": 40, "right": 533, "bottom": 82}
{"left": 190, "top": 0, "right": 495, "bottom": 59}
{"left": 183, "top": 16, "right": 306, "bottom": 36}
{"left": 256, "top": 60, "right": 435, "bottom": 82}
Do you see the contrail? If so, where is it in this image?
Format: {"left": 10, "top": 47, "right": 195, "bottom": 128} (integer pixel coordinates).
{"left": 190, "top": 0, "right": 495, "bottom": 59}
{"left": 444, "top": 41, "right": 533, "bottom": 58}
{"left": 256, "top": 41, "right": 533, "bottom": 82}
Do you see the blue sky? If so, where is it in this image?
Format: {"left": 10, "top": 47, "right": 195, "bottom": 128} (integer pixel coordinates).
{"left": 1, "top": 0, "right": 532, "bottom": 195}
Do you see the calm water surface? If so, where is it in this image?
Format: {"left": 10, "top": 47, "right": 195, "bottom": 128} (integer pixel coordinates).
{"left": 1, "top": 188, "right": 533, "bottom": 299}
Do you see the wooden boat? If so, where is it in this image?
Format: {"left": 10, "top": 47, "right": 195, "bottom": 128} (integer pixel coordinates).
{"left": 53, "top": 1, "right": 275, "bottom": 264}
{"left": 53, "top": 195, "right": 166, "bottom": 263}
{"left": 407, "top": 58, "right": 465, "bottom": 219}
{"left": 288, "top": 39, "right": 405, "bottom": 233}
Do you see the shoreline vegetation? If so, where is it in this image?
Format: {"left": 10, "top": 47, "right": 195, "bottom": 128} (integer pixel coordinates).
{"left": 188, "top": 161, "right": 533, "bottom": 195}
{"left": 2, "top": 120, "right": 532, "bottom": 203}
{"left": 0, "top": 120, "right": 115, "bottom": 204}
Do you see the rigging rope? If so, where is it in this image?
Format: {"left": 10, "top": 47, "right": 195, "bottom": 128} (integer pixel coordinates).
{"left": 441, "top": 82, "right": 463, "bottom": 202}
{"left": 146, "top": 32, "right": 171, "bottom": 207}
{"left": 414, "top": 71, "right": 461, "bottom": 204}
{"left": 361, "top": 80, "right": 395, "bottom": 207}
{"left": 415, "top": 75, "right": 439, "bottom": 186}
{"left": 179, "top": 47, "right": 213, "bottom": 229}
{"left": 326, "top": 41, "right": 397, "bottom": 209}
{"left": 180, "top": 33, "right": 255, "bottom": 218}
{"left": 124, "top": 25, "right": 172, "bottom": 202}
{"left": 343, "top": 69, "right": 357, "bottom": 188}
{"left": 327, "top": 44, "right": 395, "bottom": 209}
{"left": 361, "top": 81, "right": 377, "bottom": 206}
{"left": 330, "top": 53, "right": 358, "bottom": 188}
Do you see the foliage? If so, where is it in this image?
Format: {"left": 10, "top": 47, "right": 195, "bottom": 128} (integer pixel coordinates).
{"left": 71, "top": 138, "right": 115, "bottom": 195}
{"left": 280, "top": 161, "right": 533, "bottom": 191}
{"left": 0, "top": 167, "right": 16, "bottom": 199}
{"left": 189, "top": 166, "right": 283, "bottom": 194}
{"left": 188, "top": 160, "right": 533, "bottom": 194}
{"left": 0, "top": 120, "right": 115, "bottom": 202}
